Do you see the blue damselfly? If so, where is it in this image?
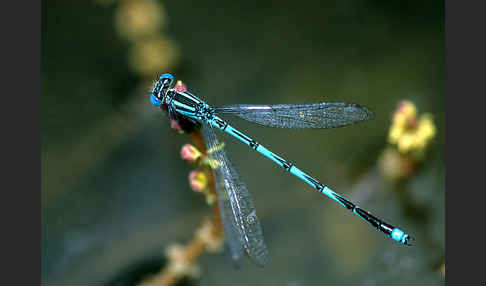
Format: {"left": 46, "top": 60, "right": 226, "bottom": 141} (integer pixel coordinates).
{"left": 150, "top": 73, "right": 413, "bottom": 266}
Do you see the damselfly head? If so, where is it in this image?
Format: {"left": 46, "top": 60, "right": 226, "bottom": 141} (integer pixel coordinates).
{"left": 150, "top": 73, "right": 175, "bottom": 107}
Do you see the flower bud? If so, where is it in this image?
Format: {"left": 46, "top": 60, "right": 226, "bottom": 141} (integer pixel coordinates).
{"left": 181, "top": 144, "right": 202, "bottom": 163}
{"left": 188, "top": 170, "right": 208, "bottom": 192}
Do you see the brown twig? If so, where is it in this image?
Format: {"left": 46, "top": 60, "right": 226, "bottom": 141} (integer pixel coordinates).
{"left": 138, "top": 131, "right": 223, "bottom": 286}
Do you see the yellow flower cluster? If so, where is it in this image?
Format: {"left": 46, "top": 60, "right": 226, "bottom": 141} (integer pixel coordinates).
{"left": 113, "top": 0, "right": 179, "bottom": 78}
{"left": 388, "top": 100, "right": 436, "bottom": 158}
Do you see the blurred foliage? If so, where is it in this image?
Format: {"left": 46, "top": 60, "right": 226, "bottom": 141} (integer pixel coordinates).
{"left": 42, "top": 0, "right": 444, "bottom": 286}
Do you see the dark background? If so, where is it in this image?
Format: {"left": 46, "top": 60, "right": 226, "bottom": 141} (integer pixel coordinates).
{"left": 42, "top": 0, "right": 444, "bottom": 285}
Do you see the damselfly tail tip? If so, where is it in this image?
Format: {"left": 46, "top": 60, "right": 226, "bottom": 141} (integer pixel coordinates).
{"left": 404, "top": 235, "right": 415, "bottom": 246}
{"left": 391, "top": 228, "right": 413, "bottom": 246}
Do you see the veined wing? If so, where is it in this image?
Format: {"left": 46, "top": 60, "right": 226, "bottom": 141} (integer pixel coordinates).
{"left": 201, "top": 124, "right": 268, "bottom": 266}
{"left": 215, "top": 102, "right": 373, "bottom": 129}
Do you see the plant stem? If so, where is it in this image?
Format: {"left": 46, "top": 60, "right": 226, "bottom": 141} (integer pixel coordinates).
{"left": 138, "top": 130, "right": 223, "bottom": 286}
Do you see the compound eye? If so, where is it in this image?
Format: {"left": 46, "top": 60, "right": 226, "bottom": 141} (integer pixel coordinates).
{"left": 159, "top": 73, "right": 174, "bottom": 82}
{"left": 159, "top": 73, "right": 174, "bottom": 88}
{"left": 150, "top": 94, "right": 163, "bottom": 107}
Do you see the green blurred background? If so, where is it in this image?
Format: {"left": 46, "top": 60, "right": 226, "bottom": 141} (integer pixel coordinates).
{"left": 42, "top": 0, "right": 444, "bottom": 285}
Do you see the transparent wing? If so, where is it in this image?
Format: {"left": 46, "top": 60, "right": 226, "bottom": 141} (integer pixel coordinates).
{"left": 201, "top": 124, "right": 268, "bottom": 266}
{"left": 215, "top": 102, "right": 374, "bottom": 129}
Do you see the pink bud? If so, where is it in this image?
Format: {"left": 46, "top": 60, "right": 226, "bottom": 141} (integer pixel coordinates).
{"left": 169, "top": 119, "right": 183, "bottom": 131}
{"left": 175, "top": 80, "right": 188, "bottom": 92}
{"left": 188, "top": 170, "right": 208, "bottom": 192}
{"left": 180, "top": 144, "right": 202, "bottom": 162}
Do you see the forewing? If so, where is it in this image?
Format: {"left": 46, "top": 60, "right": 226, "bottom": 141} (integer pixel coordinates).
{"left": 215, "top": 102, "right": 373, "bottom": 129}
{"left": 201, "top": 124, "right": 268, "bottom": 266}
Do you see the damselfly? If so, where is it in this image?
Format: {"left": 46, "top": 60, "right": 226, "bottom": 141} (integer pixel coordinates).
{"left": 150, "top": 73, "right": 413, "bottom": 266}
